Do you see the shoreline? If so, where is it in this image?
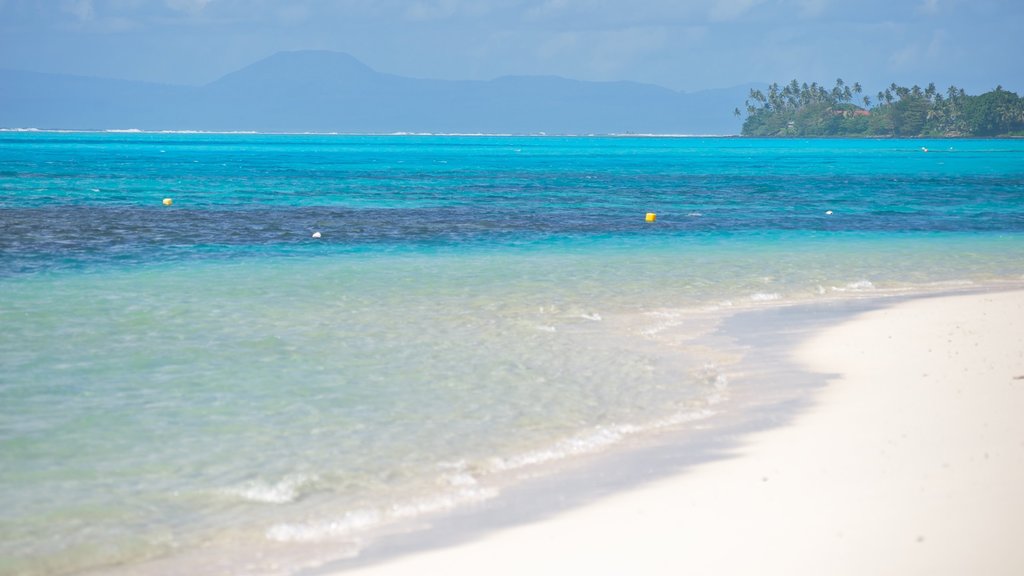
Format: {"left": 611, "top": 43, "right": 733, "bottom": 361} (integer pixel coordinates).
{"left": 314, "top": 292, "right": 895, "bottom": 572}
{"left": 0, "top": 128, "right": 739, "bottom": 137}
{"left": 324, "top": 289, "right": 1024, "bottom": 575}
{"left": 6, "top": 128, "right": 1024, "bottom": 139}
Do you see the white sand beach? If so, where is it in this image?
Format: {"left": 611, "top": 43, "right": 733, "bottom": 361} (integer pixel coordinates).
{"left": 336, "top": 290, "right": 1024, "bottom": 575}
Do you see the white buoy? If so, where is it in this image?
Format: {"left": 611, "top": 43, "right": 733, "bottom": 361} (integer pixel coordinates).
{"left": 312, "top": 231, "right": 322, "bottom": 239}
{"left": 826, "top": 210, "right": 833, "bottom": 215}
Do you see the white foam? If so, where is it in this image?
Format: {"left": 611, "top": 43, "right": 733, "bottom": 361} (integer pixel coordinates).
{"left": 750, "top": 292, "right": 781, "bottom": 301}
{"left": 441, "top": 469, "right": 481, "bottom": 488}
{"left": 580, "top": 312, "right": 602, "bottom": 321}
{"left": 831, "top": 280, "right": 875, "bottom": 292}
{"left": 266, "top": 509, "right": 382, "bottom": 542}
{"left": 265, "top": 482, "right": 497, "bottom": 544}
{"left": 488, "top": 406, "right": 718, "bottom": 473}
{"left": 654, "top": 408, "right": 717, "bottom": 426}
{"left": 925, "top": 279, "right": 975, "bottom": 288}
{"left": 698, "top": 364, "right": 730, "bottom": 404}
{"left": 388, "top": 486, "right": 498, "bottom": 519}
{"left": 489, "top": 427, "right": 627, "bottom": 471}
{"left": 223, "top": 473, "right": 317, "bottom": 504}
{"left": 638, "top": 309, "right": 688, "bottom": 336}
{"left": 608, "top": 133, "right": 736, "bottom": 138}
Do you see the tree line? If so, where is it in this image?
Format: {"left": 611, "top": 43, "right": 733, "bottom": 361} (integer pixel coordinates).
{"left": 736, "top": 79, "right": 1024, "bottom": 137}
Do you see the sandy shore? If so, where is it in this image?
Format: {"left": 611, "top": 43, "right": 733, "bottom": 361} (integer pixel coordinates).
{"left": 332, "top": 290, "right": 1024, "bottom": 576}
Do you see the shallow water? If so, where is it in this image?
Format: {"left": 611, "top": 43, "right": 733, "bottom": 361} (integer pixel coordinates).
{"left": 1, "top": 133, "right": 1023, "bottom": 574}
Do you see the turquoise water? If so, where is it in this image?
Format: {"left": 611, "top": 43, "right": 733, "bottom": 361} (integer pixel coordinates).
{"left": 2, "top": 133, "right": 1023, "bottom": 575}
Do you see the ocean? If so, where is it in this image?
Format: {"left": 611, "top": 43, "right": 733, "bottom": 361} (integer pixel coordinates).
{"left": 1, "top": 132, "right": 1022, "bottom": 575}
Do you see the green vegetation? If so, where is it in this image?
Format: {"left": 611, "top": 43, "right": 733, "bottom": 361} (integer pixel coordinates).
{"left": 737, "top": 79, "right": 1024, "bottom": 137}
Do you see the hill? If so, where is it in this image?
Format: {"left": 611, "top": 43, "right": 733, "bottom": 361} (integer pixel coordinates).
{"left": 0, "top": 51, "right": 752, "bottom": 135}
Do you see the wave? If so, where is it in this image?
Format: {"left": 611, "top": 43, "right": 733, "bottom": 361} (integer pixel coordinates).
{"left": 830, "top": 280, "right": 875, "bottom": 292}
{"left": 221, "top": 473, "right": 319, "bottom": 504}
{"left": 489, "top": 405, "right": 722, "bottom": 473}
{"left": 264, "top": 367, "right": 728, "bottom": 547}
{"left": 607, "top": 133, "right": 737, "bottom": 138}
{"left": 2, "top": 128, "right": 734, "bottom": 137}
{"left": 266, "top": 508, "right": 384, "bottom": 542}
{"left": 265, "top": 482, "right": 498, "bottom": 543}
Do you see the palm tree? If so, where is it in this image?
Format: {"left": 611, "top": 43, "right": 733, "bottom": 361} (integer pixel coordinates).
{"left": 768, "top": 83, "right": 781, "bottom": 110}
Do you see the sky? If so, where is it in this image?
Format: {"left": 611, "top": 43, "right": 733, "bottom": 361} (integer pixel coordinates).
{"left": 1, "top": 0, "right": 1021, "bottom": 95}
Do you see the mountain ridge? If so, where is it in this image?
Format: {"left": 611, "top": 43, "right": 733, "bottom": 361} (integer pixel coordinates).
{"left": 0, "top": 50, "right": 754, "bottom": 134}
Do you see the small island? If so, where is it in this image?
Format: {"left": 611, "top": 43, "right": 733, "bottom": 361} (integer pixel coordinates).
{"left": 736, "top": 79, "right": 1024, "bottom": 137}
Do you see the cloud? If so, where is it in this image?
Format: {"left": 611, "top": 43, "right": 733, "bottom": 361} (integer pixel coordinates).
{"left": 792, "top": 0, "right": 829, "bottom": 18}
{"left": 524, "top": 0, "right": 571, "bottom": 21}
{"left": 708, "top": 0, "right": 765, "bottom": 22}
{"left": 926, "top": 28, "right": 947, "bottom": 58}
{"left": 404, "top": 0, "right": 489, "bottom": 21}
{"left": 586, "top": 26, "right": 674, "bottom": 76}
{"left": 918, "top": 0, "right": 940, "bottom": 15}
{"left": 61, "top": 0, "right": 95, "bottom": 20}
{"left": 165, "top": 0, "right": 213, "bottom": 15}
{"left": 276, "top": 4, "right": 311, "bottom": 25}
{"left": 887, "top": 27, "right": 948, "bottom": 73}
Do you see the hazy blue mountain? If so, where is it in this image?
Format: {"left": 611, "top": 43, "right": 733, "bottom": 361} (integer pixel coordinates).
{"left": 1, "top": 50, "right": 755, "bottom": 134}
{"left": 0, "top": 69, "right": 193, "bottom": 130}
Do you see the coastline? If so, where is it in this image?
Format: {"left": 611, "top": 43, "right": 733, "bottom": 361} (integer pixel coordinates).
{"left": 325, "top": 289, "right": 1024, "bottom": 575}
{"left": 8, "top": 127, "right": 1024, "bottom": 139}
{"left": 5, "top": 128, "right": 1022, "bottom": 574}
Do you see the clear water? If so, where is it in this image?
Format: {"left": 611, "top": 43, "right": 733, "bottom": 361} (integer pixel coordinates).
{"left": 1, "top": 133, "right": 1023, "bottom": 575}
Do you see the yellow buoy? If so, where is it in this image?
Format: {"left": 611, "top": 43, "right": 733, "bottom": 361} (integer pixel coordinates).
{"left": 645, "top": 212, "right": 657, "bottom": 223}
{"left": 162, "top": 198, "right": 173, "bottom": 206}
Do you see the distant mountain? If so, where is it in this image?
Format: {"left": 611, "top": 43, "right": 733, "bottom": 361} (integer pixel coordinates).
{"left": 0, "top": 50, "right": 756, "bottom": 134}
